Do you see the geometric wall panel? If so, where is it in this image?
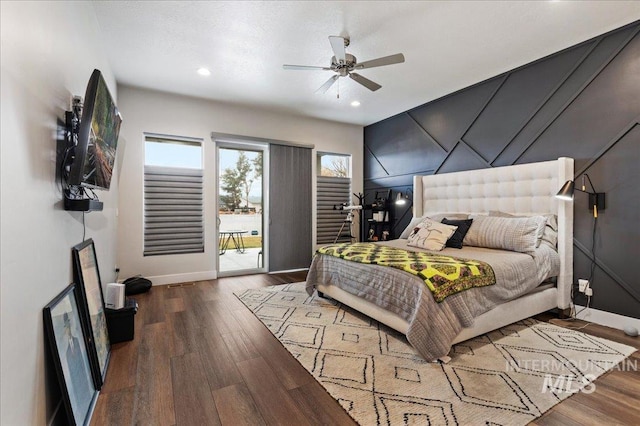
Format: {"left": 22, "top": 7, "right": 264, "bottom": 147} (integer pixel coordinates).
{"left": 364, "top": 22, "right": 640, "bottom": 319}
{"left": 493, "top": 25, "right": 639, "bottom": 167}
{"left": 436, "top": 143, "right": 489, "bottom": 174}
{"left": 364, "top": 146, "right": 390, "bottom": 180}
{"left": 519, "top": 29, "right": 640, "bottom": 169}
{"left": 364, "top": 113, "right": 446, "bottom": 178}
{"left": 464, "top": 43, "right": 591, "bottom": 162}
{"left": 408, "top": 78, "right": 502, "bottom": 152}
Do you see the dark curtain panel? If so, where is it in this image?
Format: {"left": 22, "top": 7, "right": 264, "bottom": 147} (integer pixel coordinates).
{"left": 268, "top": 144, "right": 312, "bottom": 271}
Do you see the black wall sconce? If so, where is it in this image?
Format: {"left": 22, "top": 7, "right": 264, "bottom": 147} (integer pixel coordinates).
{"left": 556, "top": 174, "right": 605, "bottom": 218}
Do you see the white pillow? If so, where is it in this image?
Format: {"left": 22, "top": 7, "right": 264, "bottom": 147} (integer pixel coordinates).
{"left": 464, "top": 215, "right": 546, "bottom": 253}
{"left": 399, "top": 213, "right": 468, "bottom": 239}
{"left": 488, "top": 211, "right": 557, "bottom": 249}
{"left": 406, "top": 218, "right": 458, "bottom": 251}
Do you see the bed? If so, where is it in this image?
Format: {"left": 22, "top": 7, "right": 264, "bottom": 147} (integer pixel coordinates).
{"left": 306, "top": 157, "right": 574, "bottom": 361}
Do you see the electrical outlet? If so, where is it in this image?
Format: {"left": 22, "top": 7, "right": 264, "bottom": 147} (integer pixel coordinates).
{"left": 578, "top": 279, "right": 589, "bottom": 292}
{"left": 585, "top": 287, "right": 593, "bottom": 297}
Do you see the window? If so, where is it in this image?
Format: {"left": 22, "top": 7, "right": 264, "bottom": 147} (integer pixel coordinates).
{"left": 319, "top": 153, "right": 350, "bottom": 177}
{"left": 143, "top": 135, "right": 204, "bottom": 256}
{"left": 316, "top": 153, "right": 352, "bottom": 244}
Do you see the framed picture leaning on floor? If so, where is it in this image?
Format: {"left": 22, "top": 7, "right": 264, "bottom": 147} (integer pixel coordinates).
{"left": 43, "top": 284, "right": 98, "bottom": 425}
{"left": 72, "top": 239, "right": 110, "bottom": 389}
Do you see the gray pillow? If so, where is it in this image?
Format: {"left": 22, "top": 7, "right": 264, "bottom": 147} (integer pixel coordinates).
{"left": 488, "top": 211, "right": 557, "bottom": 249}
{"left": 399, "top": 213, "right": 469, "bottom": 239}
{"left": 464, "top": 215, "right": 547, "bottom": 254}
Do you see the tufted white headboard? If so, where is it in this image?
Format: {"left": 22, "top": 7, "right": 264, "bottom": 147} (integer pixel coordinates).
{"left": 413, "top": 157, "right": 574, "bottom": 308}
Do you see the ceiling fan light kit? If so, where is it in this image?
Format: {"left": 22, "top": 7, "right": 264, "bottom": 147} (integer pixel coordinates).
{"left": 283, "top": 35, "right": 405, "bottom": 94}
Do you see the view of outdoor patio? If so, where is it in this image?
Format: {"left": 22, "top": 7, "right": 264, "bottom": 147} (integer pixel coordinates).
{"left": 218, "top": 212, "right": 263, "bottom": 271}
{"left": 218, "top": 147, "right": 264, "bottom": 273}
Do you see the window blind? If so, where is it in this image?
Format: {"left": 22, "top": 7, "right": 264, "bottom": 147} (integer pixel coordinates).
{"left": 317, "top": 176, "right": 352, "bottom": 244}
{"left": 268, "top": 145, "right": 312, "bottom": 271}
{"left": 143, "top": 165, "right": 204, "bottom": 256}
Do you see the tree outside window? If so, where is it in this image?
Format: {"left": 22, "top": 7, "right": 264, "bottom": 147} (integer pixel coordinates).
{"left": 319, "top": 154, "right": 350, "bottom": 178}
{"left": 220, "top": 150, "right": 262, "bottom": 211}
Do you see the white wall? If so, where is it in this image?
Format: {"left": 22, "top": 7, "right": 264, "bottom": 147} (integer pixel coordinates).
{"left": 116, "top": 86, "right": 363, "bottom": 283}
{"left": 1, "top": 2, "right": 119, "bottom": 424}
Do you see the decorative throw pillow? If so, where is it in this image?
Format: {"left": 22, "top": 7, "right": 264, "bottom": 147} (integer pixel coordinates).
{"left": 488, "top": 211, "right": 557, "bottom": 249}
{"left": 441, "top": 218, "right": 473, "bottom": 249}
{"left": 406, "top": 218, "right": 458, "bottom": 251}
{"left": 464, "top": 215, "right": 547, "bottom": 254}
{"left": 399, "top": 213, "right": 468, "bottom": 239}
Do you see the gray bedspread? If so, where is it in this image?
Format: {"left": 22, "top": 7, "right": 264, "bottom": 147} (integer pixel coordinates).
{"left": 306, "top": 240, "right": 559, "bottom": 361}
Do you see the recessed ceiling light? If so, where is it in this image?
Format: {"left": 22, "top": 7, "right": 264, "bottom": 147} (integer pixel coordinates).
{"left": 197, "top": 67, "right": 211, "bottom": 76}
{"left": 350, "top": 101, "right": 361, "bottom": 107}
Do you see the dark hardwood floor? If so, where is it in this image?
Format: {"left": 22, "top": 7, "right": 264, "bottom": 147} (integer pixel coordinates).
{"left": 91, "top": 272, "right": 640, "bottom": 425}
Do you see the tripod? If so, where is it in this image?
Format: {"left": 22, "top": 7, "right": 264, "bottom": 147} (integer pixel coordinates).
{"left": 334, "top": 210, "right": 356, "bottom": 243}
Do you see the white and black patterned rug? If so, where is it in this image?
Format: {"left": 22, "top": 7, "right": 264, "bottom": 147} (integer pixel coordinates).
{"left": 236, "top": 283, "right": 636, "bottom": 426}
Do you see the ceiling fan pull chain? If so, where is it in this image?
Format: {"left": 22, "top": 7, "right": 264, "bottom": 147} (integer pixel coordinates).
{"left": 337, "top": 78, "right": 340, "bottom": 99}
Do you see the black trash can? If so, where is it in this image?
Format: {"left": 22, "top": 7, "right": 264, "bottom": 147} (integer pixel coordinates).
{"left": 105, "top": 298, "right": 138, "bottom": 344}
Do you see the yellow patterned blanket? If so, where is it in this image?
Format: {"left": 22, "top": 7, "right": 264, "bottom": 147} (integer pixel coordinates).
{"left": 316, "top": 242, "right": 496, "bottom": 302}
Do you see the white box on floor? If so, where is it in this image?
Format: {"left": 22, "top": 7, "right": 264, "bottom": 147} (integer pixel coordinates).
{"left": 105, "top": 283, "right": 125, "bottom": 309}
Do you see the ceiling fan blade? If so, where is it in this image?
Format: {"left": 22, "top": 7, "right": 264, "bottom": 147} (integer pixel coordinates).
{"left": 349, "top": 73, "right": 381, "bottom": 91}
{"left": 329, "top": 36, "right": 346, "bottom": 63}
{"left": 315, "top": 75, "right": 339, "bottom": 94}
{"left": 283, "top": 64, "right": 331, "bottom": 71}
{"left": 354, "top": 53, "right": 405, "bottom": 70}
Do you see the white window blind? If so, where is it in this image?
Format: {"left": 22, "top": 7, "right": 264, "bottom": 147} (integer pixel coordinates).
{"left": 144, "top": 166, "right": 204, "bottom": 256}
{"left": 317, "top": 176, "right": 352, "bottom": 244}
{"left": 143, "top": 134, "right": 204, "bottom": 256}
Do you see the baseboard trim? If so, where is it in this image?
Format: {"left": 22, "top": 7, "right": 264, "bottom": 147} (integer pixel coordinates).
{"left": 574, "top": 305, "right": 640, "bottom": 332}
{"left": 145, "top": 271, "right": 217, "bottom": 286}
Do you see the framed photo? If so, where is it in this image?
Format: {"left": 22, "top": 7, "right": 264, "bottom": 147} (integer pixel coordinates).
{"left": 72, "top": 239, "right": 110, "bottom": 389}
{"left": 43, "top": 284, "right": 98, "bottom": 425}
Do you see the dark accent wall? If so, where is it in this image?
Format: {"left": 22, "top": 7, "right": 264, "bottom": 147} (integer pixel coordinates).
{"left": 364, "top": 22, "right": 640, "bottom": 320}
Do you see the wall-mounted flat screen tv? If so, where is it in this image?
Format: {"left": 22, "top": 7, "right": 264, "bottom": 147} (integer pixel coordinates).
{"left": 68, "top": 69, "right": 122, "bottom": 190}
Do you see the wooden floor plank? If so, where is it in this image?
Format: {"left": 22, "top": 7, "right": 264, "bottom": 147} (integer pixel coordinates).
{"left": 170, "top": 352, "right": 221, "bottom": 426}
{"left": 288, "top": 382, "right": 357, "bottom": 425}
{"left": 597, "top": 369, "right": 640, "bottom": 398}
{"left": 90, "top": 271, "right": 640, "bottom": 426}
{"left": 533, "top": 409, "right": 586, "bottom": 426}
{"left": 220, "top": 329, "right": 260, "bottom": 362}
{"left": 212, "top": 383, "right": 266, "bottom": 426}
{"left": 194, "top": 318, "right": 244, "bottom": 391}
{"left": 232, "top": 305, "right": 314, "bottom": 390}
{"left": 164, "top": 296, "right": 185, "bottom": 313}
{"left": 90, "top": 387, "right": 134, "bottom": 426}
{"left": 552, "top": 396, "right": 629, "bottom": 425}
{"left": 138, "top": 285, "right": 166, "bottom": 325}
{"left": 100, "top": 341, "right": 138, "bottom": 392}
{"left": 569, "top": 383, "right": 640, "bottom": 424}
{"left": 131, "top": 322, "right": 175, "bottom": 426}
{"left": 168, "top": 310, "right": 203, "bottom": 357}
{"left": 236, "top": 356, "right": 311, "bottom": 425}
{"left": 209, "top": 298, "right": 255, "bottom": 332}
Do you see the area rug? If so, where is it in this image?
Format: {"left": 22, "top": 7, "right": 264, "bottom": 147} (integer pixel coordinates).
{"left": 236, "top": 283, "right": 636, "bottom": 425}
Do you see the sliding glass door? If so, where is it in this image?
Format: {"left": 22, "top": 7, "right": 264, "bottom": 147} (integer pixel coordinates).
{"left": 216, "top": 142, "right": 268, "bottom": 276}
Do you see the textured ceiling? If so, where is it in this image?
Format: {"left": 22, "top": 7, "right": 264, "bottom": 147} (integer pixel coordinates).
{"left": 92, "top": 1, "right": 640, "bottom": 126}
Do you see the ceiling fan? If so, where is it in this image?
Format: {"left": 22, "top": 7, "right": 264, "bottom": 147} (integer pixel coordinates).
{"left": 283, "top": 36, "right": 405, "bottom": 94}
